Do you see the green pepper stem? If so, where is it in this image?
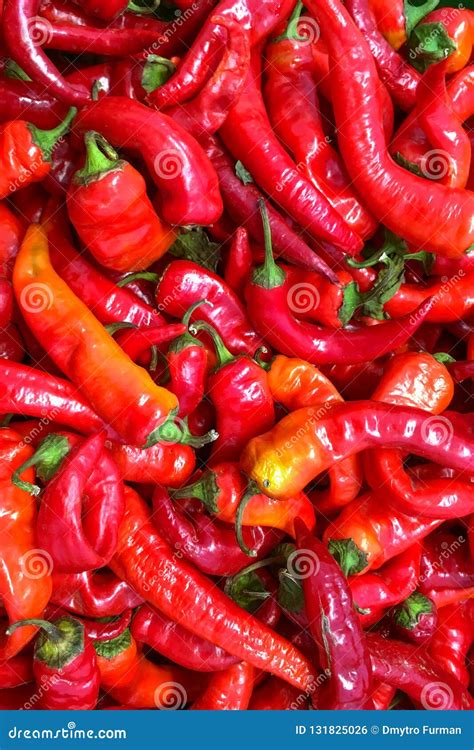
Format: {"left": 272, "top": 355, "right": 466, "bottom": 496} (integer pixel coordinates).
{"left": 189, "top": 320, "right": 234, "bottom": 368}
{"left": 12, "top": 434, "right": 71, "bottom": 496}
{"left": 127, "top": 0, "right": 160, "bottom": 13}
{"left": 75, "top": 131, "right": 120, "bottom": 184}
{"left": 117, "top": 272, "right": 160, "bottom": 288}
{"left": 7, "top": 618, "right": 61, "bottom": 643}
{"left": 29, "top": 107, "right": 77, "bottom": 161}
{"left": 235, "top": 489, "right": 259, "bottom": 558}
{"left": 173, "top": 470, "right": 219, "bottom": 513}
{"left": 252, "top": 199, "right": 286, "bottom": 289}
{"left": 141, "top": 55, "right": 176, "bottom": 94}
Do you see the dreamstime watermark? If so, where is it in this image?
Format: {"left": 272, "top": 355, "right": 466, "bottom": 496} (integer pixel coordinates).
{"left": 23, "top": 16, "right": 53, "bottom": 47}
{"left": 409, "top": 269, "right": 465, "bottom": 325}
{"left": 420, "top": 149, "right": 452, "bottom": 181}
{"left": 421, "top": 681, "right": 454, "bottom": 710}
{"left": 20, "top": 549, "right": 54, "bottom": 579}
{"left": 19, "top": 282, "right": 54, "bottom": 314}
{"left": 420, "top": 415, "right": 454, "bottom": 447}
{"left": 287, "top": 282, "right": 320, "bottom": 314}
{"left": 290, "top": 669, "right": 331, "bottom": 710}
{"left": 144, "top": 3, "right": 199, "bottom": 56}
{"left": 154, "top": 681, "right": 188, "bottom": 710}
{"left": 287, "top": 548, "right": 320, "bottom": 580}
{"left": 154, "top": 149, "right": 184, "bottom": 180}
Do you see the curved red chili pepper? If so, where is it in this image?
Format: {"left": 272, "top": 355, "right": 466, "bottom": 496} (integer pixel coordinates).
{"left": 305, "top": 0, "right": 474, "bottom": 258}
{"left": 419, "top": 530, "right": 474, "bottom": 593}
{"left": 249, "top": 676, "right": 304, "bottom": 710}
{"left": 51, "top": 570, "right": 143, "bottom": 618}
{"left": 191, "top": 662, "right": 255, "bottom": 710}
{"left": 35, "top": 434, "right": 124, "bottom": 573}
{"left": 428, "top": 601, "right": 474, "bottom": 687}
{"left": 75, "top": 97, "right": 223, "bottom": 226}
{"left": 3, "top": 0, "right": 90, "bottom": 104}
{"left": 152, "top": 485, "right": 284, "bottom": 577}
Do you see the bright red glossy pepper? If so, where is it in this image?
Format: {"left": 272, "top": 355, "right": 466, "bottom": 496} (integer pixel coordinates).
{"left": 407, "top": 7, "right": 474, "bottom": 74}
{"left": 167, "top": 303, "right": 209, "bottom": 418}
{"left": 367, "top": 632, "right": 472, "bottom": 710}
{"left": 305, "top": 0, "right": 474, "bottom": 258}
{"left": 152, "top": 486, "right": 283, "bottom": 577}
{"left": 264, "top": 5, "right": 376, "bottom": 241}
{"left": 369, "top": 0, "right": 438, "bottom": 50}
{"left": 345, "top": 0, "right": 421, "bottom": 110}
{"left": 224, "top": 227, "right": 252, "bottom": 296}
{"left": 111, "top": 487, "right": 315, "bottom": 691}
{"left": 68, "top": 132, "right": 177, "bottom": 273}
{"left": 13, "top": 224, "right": 179, "bottom": 447}
{"left": 0, "top": 652, "right": 33, "bottom": 688}
{"left": 385, "top": 270, "right": 474, "bottom": 321}
{"left": 3, "top": 0, "right": 90, "bottom": 104}
{"left": 294, "top": 519, "right": 373, "bottom": 709}
{"left": 244, "top": 201, "right": 432, "bottom": 366}
{"left": 75, "top": 97, "right": 223, "bottom": 227}
{"left": 428, "top": 601, "right": 474, "bottom": 687}
{"left": 35, "top": 435, "right": 124, "bottom": 573}
{"left": 189, "top": 321, "right": 275, "bottom": 463}
{"left": 249, "top": 676, "right": 304, "bottom": 710}
{"left": 0, "top": 430, "right": 52, "bottom": 660}
{"left": 0, "top": 109, "right": 76, "bottom": 199}
{"left": 131, "top": 606, "right": 239, "bottom": 673}
{"left": 0, "top": 79, "right": 67, "bottom": 129}
{"left": 149, "top": 0, "right": 295, "bottom": 108}
{"left": 191, "top": 662, "right": 255, "bottom": 710}
{"left": 51, "top": 570, "right": 143, "bottom": 618}
{"left": 157, "top": 259, "right": 266, "bottom": 357}
{"left": 69, "top": 0, "right": 157, "bottom": 22}
{"left": 110, "top": 441, "right": 196, "bottom": 488}
{"left": 220, "top": 53, "right": 362, "bottom": 254}
{"left": 8, "top": 616, "right": 100, "bottom": 710}
{"left": 419, "top": 530, "right": 474, "bottom": 593}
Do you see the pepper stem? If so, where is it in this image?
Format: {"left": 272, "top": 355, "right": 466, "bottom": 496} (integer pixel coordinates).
{"left": 181, "top": 299, "right": 212, "bottom": 329}
{"left": 190, "top": 321, "right": 234, "bottom": 368}
{"left": 74, "top": 132, "right": 120, "bottom": 184}
{"left": 235, "top": 483, "right": 260, "bottom": 558}
{"left": 328, "top": 538, "right": 369, "bottom": 577}
{"left": 393, "top": 592, "right": 434, "bottom": 630}
{"left": 252, "top": 199, "right": 286, "bottom": 289}
{"left": 7, "top": 619, "right": 62, "bottom": 642}
{"left": 128, "top": 0, "right": 160, "bottom": 13}
{"left": 146, "top": 415, "right": 218, "bottom": 449}
{"left": 29, "top": 107, "right": 77, "bottom": 161}
{"left": 117, "top": 272, "right": 159, "bottom": 288}
{"left": 173, "top": 470, "right": 220, "bottom": 513}
{"left": 142, "top": 56, "right": 176, "bottom": 94}
{"left": 12, "top": 434, "right": 71, "bottom": 496}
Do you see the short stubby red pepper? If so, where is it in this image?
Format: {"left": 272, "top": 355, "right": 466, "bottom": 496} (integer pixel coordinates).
{"left": 51, "top": 570, "right": 143, "bottom": 618}
{"left": 68, "top": 132, "right": 177, "bottom": 273}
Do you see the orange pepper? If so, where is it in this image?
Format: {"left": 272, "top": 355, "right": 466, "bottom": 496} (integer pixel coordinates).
{"left": 0, "top": 429, "right": 52, "bottom": 660}
{"left": 13, "top": 224, "right": 178, "bottom": 447}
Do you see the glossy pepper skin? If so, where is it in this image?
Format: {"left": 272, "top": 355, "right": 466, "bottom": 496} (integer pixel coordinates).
{"left": 167, "top": 303, "right": 209, "bottom": 418}
{"left": 75, "top": 97, "right": 223, "bottom": 227}
{"left": 391, "top": 592, "right": 438, "bottom": 645}
{"left": 157, "top": 260, "right": 266, "bottom": 357}
{"left": 367, "top": 632, "right": 472, "bottom": 710}
{"left": 36, "top": 435, "right": 124, "bottom": 573}
{"left": 110, "top": 441, "right": 196, "bottom": 488}
{"left": 175, "top": 461, "right": 315, "bottom": 539}
{"left": 249, "top": 676, "right": 304, "bottom": 710}
{"left": 0, "top": 653, "right": 33, "bottom": 688}
{"left": 3, "top": 0, "right": 90, "bottom": 105}
{"left": 305, "top": 0, "right": 474, "bottom": 258}
{"left": 244, "top": 202, "right": 432, "bottom": 366}
{"left": 191, "top": 662, "right": 255, "bottom": 710}
{"left": 294, "top": 520, "right": 373, "bottom": 709}
{"left": 428, "top": 601, "right": 474, "bottom": 687}
{"left": 241, "top": 401, "right": 474, "bottom": 498}
{"left": 68, "top": 133, "right": 177, "bottom": 273}
{"left": 13, "top": 224, "right": 178, "bottom": 447}
{"left": 264, "top": 9, "right": 376, "bottom": 241}
{"left": 419, "top": 530, "right": 474, "bottom": 593}
{"left": 220, "top": 53, "right": 362, "bottom": 255}
{"left": 385, "top": 271, "right": 474, "bottom": 322}
{"left": 152, "top": 486, "right": 283, "bottom": 577}
{"left": 190, "top": 322, "right": 275, "bottom": 463}
{"left": 51, "top": 570, "right": 142, "bottom": 618}
{"left": 268, "top": 355, "right": 363, "bottom": 514}
{"left": 132, "top": 606, "right": 239, "bottom": 673}
{"left": 368, "top": 0, "right": 438, "bottom": 50}
{"left": 111, "top": 487, "right": 315, "bottom": 691}
{"left": 407, "top": 8, "right": 474, "bottom": 74}
{"left": 8, "top": 617, "right": 100, "bottom": 710}
{"left": 0, "top": 430, "right": 52, "bottom": 660}
{"left": 0, "top": 109, "right": 76, "bottom": 199}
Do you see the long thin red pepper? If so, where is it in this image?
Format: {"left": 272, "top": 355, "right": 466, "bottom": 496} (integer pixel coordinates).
{"left": 3, "top": 0, "right": 90, "bottom": 104}
{"left": 191, "top": 662, "right": 255, "bottom": 710}
{"left": 305, "top": 0, "right": 474, "bottom": 258}
{"left": 111, "top": 487, "right": 315, "bottom": 691}
{"left": 220, "top": 52, "right": 362, "bottom": 254}
{"left": 75, "top": 97, "right": 223, "bottom": 227}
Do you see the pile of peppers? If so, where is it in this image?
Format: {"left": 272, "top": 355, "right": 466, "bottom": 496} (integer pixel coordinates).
{"left": 0, "top": 0, "right": 472, "bottom": 713}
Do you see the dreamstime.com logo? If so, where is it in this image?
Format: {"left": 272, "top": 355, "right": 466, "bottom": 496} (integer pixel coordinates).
{"left": 7, "top": 722, "right": 127, "bottom": 741}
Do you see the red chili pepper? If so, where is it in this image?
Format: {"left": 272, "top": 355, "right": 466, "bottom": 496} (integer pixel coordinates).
{"left": 69, "top": 0, "right": 158, "bottom": 23}
{"left": 167, "top": 303, "right": 209, "bottom": 418}
{"left": 113, "top": 322, "right": 186, "bottom": 364}
{"left": 407, "top": 8, "right": 474, "bottom": 74}
{"left": 0, "top": 652, "right": 33, "bottom": 687}
{"left": 305, "top": 0, "right": 474, "bottom": 258}
{"left": 249, "top": 676, "right": 304, "bottom": 710}
{"left": 189, "top": 321, "right": 275, "bottom": 463}
{"left": 0, "top": 108, "right": 76, "bottom": 199}
{"left": 45, "top": 605, "right": 132, "bottom": 643}
{"left": 132, "top": 605, "right": 239, "bottom": 673}
{"left": 294, "top": 519, "right": 373, "bottom": 709}
{"left": 75, "top": 97, "right": 223, "bottom": 227}
{"left": 8, "top": 616, "right": 100, "bottom": 709}
{"left": 110, "top": 440, "right": 196, "bottom": 489}
{"left": 224, "top": 227, "right": 252, "bottom": 296}
{"left": 220, "top": 53, "right": 362, "bottom": 254}
{"left": 33, "top": 434, "right": 124, "bottom": 573}
{"left": 3, "top": 0, "right": 90, "bottom": 104}
{"left": 68, "top": 132, "right": 177, "bottom": 273}
{"left": 368, "top": 0, "right": 438, "bottom": 50}
{"left": 149, "top": 0, "right": 295, "bottom": 108}
{"left": 348, "top": 544, "right": 422, "bottom": 627}
{"left": 111, "top": 486, "right": 315, "bottom": 690}
{"left": 428, "top": 601, "right": 474, "bottom": 687}
{"left": 385, "top": 271, "right": 474, "bottom": 322}
{"left": 191, "top": 662, "right": 255, "bottom": 710}
{"left": 0, "top": 360, "right": 106, "bottom": 434}
{"left": 427, "top": 587, "right": 474, "bottom": 609}
{"left": 370, "top": 681, "right": 396, "bottom": 711}
{"left": 152, "top": 485, "right": 283, "bottom": 577}
{"left": 51, "top": 570, "right": 143, "bottom": 618}
{"left": 264, "top": 6, "right": 376, "bottom": 241}
{"left": 203, "top": 136, "right": 336, "bottom": 279}
{"left": 166, "top": 16, "right": 251, "bottom": 138}
{"left": 367, "top": 632, "right": 472, "bottom": 710}
{"left": 244, "top": 201, "right": 432, "bottom": 366}
{"left": 419, "top": 530, "right": 474, "bottom": 593}
{"left": 345, "top": 0, "right": 421, "bottom": 111}
{"left": 157, "top": 259, "right": 266, "bottom": 357}
{"left": 0, "top": 79, "right": 67, "bottom": 129}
